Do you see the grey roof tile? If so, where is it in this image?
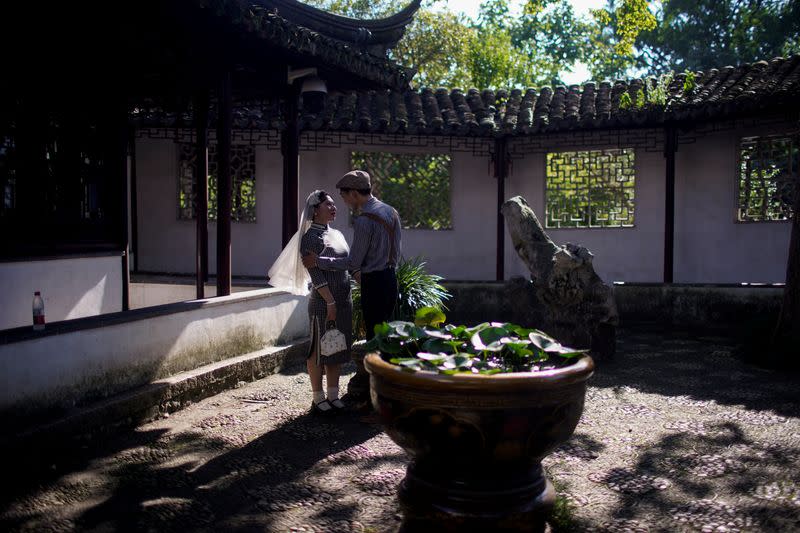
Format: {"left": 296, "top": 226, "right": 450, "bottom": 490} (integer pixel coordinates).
{"left": 132, "top": 54, "right": 800, "bottom": 136}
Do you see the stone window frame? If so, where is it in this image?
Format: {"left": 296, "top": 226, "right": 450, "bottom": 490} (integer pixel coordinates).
{"left": 736, "top": 133, "right": 798, "bottom": 223}
{"left": 350, "top": 150, "right": 454, "bottom": 231}
{"left": 543, "top": 147, "right": 637, "bottom": 229}
{"left": 177, "top": 143, "right": 257, "bottom": 223}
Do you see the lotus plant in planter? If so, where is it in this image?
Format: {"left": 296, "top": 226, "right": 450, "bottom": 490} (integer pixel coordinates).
{"left": 363, "top": 308, "right": 594, "bottom": 532}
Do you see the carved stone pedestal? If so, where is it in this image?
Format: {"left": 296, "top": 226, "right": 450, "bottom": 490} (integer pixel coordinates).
{"left": 397, "top": 464, "right": 554, "bottom": 532}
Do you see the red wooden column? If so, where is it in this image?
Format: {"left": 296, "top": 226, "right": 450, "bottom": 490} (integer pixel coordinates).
{"left": 663, "top": 126, "right": 677, "bottom": 283}
{"left": 494, "top": 137, "right": 510, "bottom": 281}
{"left": 216, "top": 72, "right": 233, "bottom": 296}
{"left": 116, "top": 101, "right": 131, "bottom": 311}
{"left": 129, "top": 129, "right": 139, "bottom": 273}
{"left": 282, "top": 92, "right": 300, "bottom": 247}
{"left": 194, "top": 90, "right": 209, "bottom": 299}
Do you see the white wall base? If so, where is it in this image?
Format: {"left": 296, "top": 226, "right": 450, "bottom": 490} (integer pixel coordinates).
{"left": 0, "top": 288, "right": 309, "bottom": 412}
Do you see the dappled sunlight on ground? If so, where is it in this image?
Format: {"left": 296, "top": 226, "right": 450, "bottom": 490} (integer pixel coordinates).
{"left": 1, "top": 328, "right": 798, "bottom": 531}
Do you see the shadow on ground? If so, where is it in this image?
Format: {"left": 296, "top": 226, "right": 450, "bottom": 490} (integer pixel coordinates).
{"left": 543, "top": 326, "right": 800, "bottom": 532}
{"left": 2, "top": 328, "right": 800, "bottom": 532}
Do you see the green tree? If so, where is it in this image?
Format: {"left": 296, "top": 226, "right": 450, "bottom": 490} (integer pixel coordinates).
{"left": 509, "top": 0, "right": 594, "bottom": 85}
{"left": 393, "top": 8, "right": 476, "bottom": 89}
{"left": 585, "top": 0, "right": 657, "bottom": 80}
{"left": 301, "top": 0, "right": 656, "bottom": 88}
{"left": 303, "top": 0, "right": 394, "bottom": 18}
{"left": 635, "top": 0, "right": 800, "bottom": 74}
{"left": 472, "top": 0, "right": 652, "bottom": 87}
{"left": 467, "top": 25, "right": 535, "bottom": 88}
{"left": 303, "top": 0, "right": 477, "bottom": 88}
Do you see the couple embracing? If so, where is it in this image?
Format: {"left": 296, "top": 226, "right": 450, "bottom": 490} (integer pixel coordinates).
{"left": 267, "top": 170, "right": 401, "bottom": 415}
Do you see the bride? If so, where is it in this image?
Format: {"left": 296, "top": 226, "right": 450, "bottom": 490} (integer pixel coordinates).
{"left": 267, "top": 190, "right": 353, "bottom": 415}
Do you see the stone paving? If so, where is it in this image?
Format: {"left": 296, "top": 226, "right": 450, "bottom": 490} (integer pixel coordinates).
{"left": 2, "top": 328, "right": 799, "bottom": 532}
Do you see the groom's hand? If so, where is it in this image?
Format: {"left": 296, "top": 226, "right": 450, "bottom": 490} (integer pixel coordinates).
{"left": 302, "top": 252, "right": 318, "bottom": 268}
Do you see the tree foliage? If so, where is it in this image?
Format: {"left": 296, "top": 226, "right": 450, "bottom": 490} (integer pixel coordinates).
{"left": 393, "top": 8, "right": 476, "bottom": 89}
{"left": 303, "top": 0, "right": 597, "bottom": 88}
{"left": 510, "top": 0, "right": 594, "bottom": 85}
{"left": 635, "top": 0, "right": 800, "bottom": 73}
{"left": 587, "top": 0, "right": 657, "bottom": 80}
{"left": 302, "top": 0, "right": 800, "bottom": 88}
{"left": 303, "top": 0, "right": 476, "bottom": 88}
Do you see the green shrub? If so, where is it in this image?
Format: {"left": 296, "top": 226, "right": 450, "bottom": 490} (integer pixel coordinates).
{"left": 647, "top": 72, "right": 673, "bottom": 107}
{"left": 351, "top": 256, "right": 450, "bottom": 340}
{"left": 683, "top": 71, "right": 696, "bottom": 96}
{"left": 635, "top": 88, "right": 646, "bottom": 109}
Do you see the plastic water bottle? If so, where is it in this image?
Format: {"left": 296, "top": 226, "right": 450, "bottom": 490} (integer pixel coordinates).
{"left": 32, "top": 291, "right": 45, "bottom": 331}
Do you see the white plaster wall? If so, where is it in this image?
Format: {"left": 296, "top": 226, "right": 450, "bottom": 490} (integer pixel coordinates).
{"left": 134, "top": 126, "right": 791, "bottom": 284}
{"left": 674, "top": 125, "right": 791, "bottom": 283}
{"left": 0, "top": 256, "right": 122, "bottom": 330}
{"left": 298, "top": 145, "right": 497, "bottom": 280}
{"left": 135, "top": 138, "right": 284, "bottom": 278}
{"left": 504, "top": 143, "right": 666, "bottom": 283}
{"left": 0, "top": 289, "right": 308, "bottom": 410}
{"left": 129, "top": 282, "right": 263, "bottom": 309}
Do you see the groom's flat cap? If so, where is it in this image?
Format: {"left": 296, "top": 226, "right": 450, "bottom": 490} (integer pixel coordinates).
{"left": 336, "top": 170, "right": 371, "bottom": 190}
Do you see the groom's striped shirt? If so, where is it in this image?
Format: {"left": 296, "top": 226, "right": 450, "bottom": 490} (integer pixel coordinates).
{"left": 317, "top": 196, "right": 402, "bottom": 274}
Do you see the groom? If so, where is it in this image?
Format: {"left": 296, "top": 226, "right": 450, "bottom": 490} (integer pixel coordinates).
{"left": 302, "top": 170, "right": 401, "bottom": 402}
{"left": 302, "top": 170, "right": 401, "bottom": 340}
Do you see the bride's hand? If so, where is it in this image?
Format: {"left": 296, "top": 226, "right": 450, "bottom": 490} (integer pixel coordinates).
{"left": 302, "top": 252, "right": 318, "bottom": 269}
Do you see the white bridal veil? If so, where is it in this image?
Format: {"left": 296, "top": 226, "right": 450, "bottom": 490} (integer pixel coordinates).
{"left": 267, "top": 190, "right": 349, "bottom": 295}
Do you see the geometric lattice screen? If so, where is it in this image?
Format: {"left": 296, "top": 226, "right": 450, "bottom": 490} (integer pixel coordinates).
{"left": 738, "top": 135, "right": 798, "bottom": 222}
{"left": 351, "top": 151, "right": 452, "bottom": 230}
{"left": 0, "top": 134, "right": 15, "bottom": 217}
{"left": 545, "top": 148, "right": 636, "bottom": 228}
{"left": 178, "top": 143, "right": 256, "bottom": 223}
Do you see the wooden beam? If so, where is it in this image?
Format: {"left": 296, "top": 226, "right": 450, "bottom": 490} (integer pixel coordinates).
{"left": 216, "top": 72, "right": 233, "bottom": 296}
{"left": 116, "top": 102, "right": 130, "bottom": 312}
{"left": 494, "top": 137, "right": 509, "bottom": 281}
{"left": 282, "top": 92, "right": 300, "bottom": 247}
{"left": 663, "top": 126, "right": 677, "bottom": 283}
{"left": 194, "top": 90, "right": 209, "bottom": 299}
{"left": 129, "top": 129, "right": 139, "bottom": 273}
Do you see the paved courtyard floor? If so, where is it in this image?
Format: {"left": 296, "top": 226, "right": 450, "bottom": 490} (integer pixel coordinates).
{"left": 2, "top": 328, "right": 799, "bottom": 532}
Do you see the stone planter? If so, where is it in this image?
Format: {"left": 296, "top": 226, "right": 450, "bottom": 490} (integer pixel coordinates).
{"left": 364, "top": 352, "right": 594, "bottom": 532}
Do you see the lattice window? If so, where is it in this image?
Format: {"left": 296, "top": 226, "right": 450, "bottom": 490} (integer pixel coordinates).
{"left": 545, "top": 148, "right": 636, "bottom": 228}
{"left": 738, "top": 135, "right": 798, "bottom": 222}
{"left": 178, "top": 143, "right": 256, "bottom": 222}
{"left": 78, "top": 127, "right": 106, "bottom": 221}
{"left": 351, "top": 151, "right": 452, "bottom": 230}
{"left": 0, "top": 134, "right": 15, "bottom": 217}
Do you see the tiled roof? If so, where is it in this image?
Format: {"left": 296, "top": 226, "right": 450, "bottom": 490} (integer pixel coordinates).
{"left": 132, "top": 55, "right": 800, "bottom": 135}
{"left": 198, "top": 0, "right": 415, "bottom": 91}
{"left": 301, "top": 55, "right": 800, "bottom": 135}
{"left": 255, "top": 0, "right": 421, "bottom": 54}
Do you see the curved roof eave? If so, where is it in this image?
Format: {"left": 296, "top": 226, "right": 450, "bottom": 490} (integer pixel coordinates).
{"left": 254, "top": 0, "right": 421, "bottom": 49}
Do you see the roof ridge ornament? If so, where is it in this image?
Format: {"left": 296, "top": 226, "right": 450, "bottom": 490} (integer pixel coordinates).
{"left": 356, "top": 27, "right": 373, "bottom": 45}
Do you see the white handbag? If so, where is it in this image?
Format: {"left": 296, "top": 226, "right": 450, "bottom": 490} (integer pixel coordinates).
{"left": 320, "top": 321, "right": 347, "bottom": 357}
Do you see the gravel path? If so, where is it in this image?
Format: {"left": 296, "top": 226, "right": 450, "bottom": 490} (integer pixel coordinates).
{"left": 2, "top": 328, "right": 798, "bottom": 532}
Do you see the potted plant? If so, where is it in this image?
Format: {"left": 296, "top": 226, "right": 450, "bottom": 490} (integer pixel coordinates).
{"left": 347, "top": 257, "right": 450, "bottom": 401}
{"left": 363, "top": 309, "right": 594, "bottom": 532}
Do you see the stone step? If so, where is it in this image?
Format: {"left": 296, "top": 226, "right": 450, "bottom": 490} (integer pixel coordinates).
{"left": 1, "top": 340, "right": 310, "bottom": 456}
